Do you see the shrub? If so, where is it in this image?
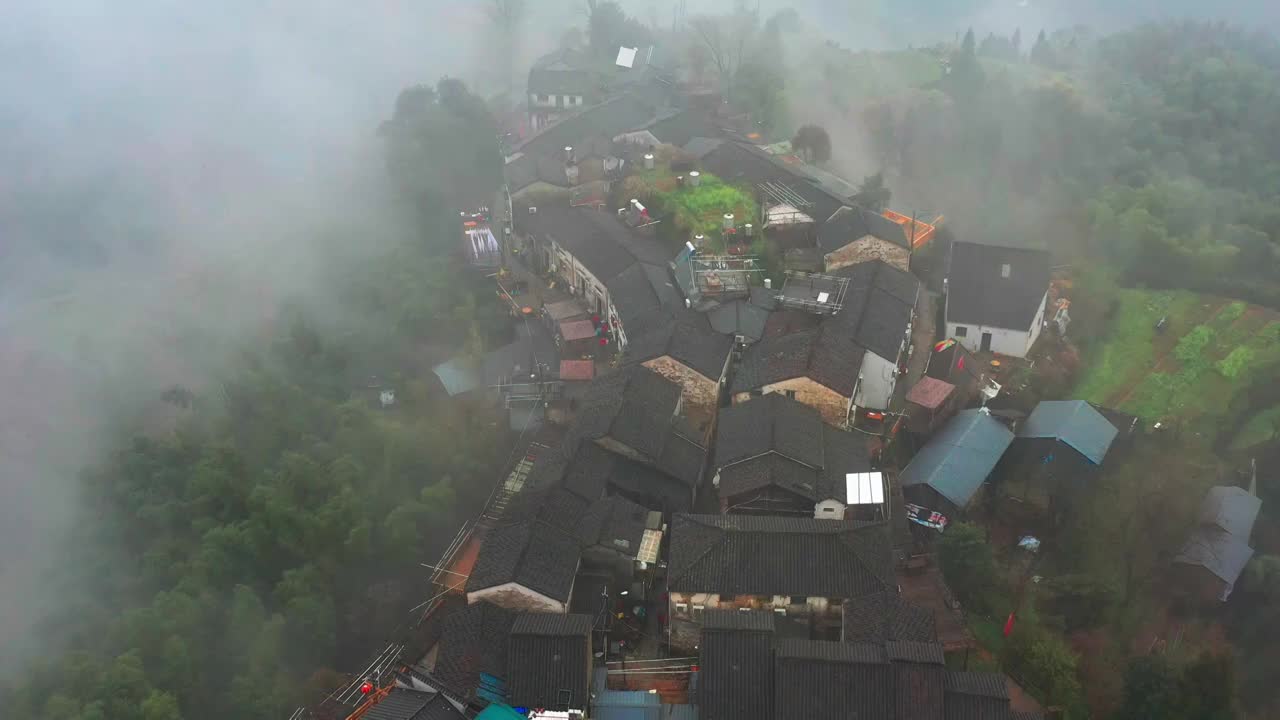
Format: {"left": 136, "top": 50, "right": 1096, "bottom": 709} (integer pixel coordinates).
{"left": 1217, "top": 346, "right": 1254, "bottom": 379}
{"left": 1174, "top": 325, "right": 1215, "bottom": 364}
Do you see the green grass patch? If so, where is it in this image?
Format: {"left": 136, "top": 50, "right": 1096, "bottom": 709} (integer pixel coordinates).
{"left": 1076, "top": 290, "right": 1279, "bottom": 430}
{"left": 1230, "top": 405, "right": 1280, "bottom": 451}
{"left": 1217, "top": 346, "right": 1255, "bottom": 379}
{"left": 1075, "top": 290, "right": 1185, "bottom": 402}
{"left": 971, "top": 617, "right": 1008, "bottom": 656}
{"left": 624, "top": 164, "right": 758, "bottom": 241}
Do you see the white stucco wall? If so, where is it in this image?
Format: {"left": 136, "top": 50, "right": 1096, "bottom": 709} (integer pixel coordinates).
{"left": 814, "top": 499, "right": 846, "bottom": 519}
{"left": 854, "top": 352, "right": 899, "bottom": 411}
{"left": 946, "top": 292, "right": 1047, "bottom": 358}
{"left": 467, "top": 582, "right": 568, "bottom": 613}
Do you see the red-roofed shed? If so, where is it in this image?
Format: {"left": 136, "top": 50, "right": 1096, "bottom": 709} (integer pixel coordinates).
{"left": 559, "top": 359, "right": 596, "bottom": 381}
{"left": 906, "top": 376, "right": 958, "bottom": 434}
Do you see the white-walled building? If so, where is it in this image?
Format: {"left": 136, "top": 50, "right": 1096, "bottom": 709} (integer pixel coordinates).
{"left": 944, "top": 241, "right": 1051, "bottom": 358}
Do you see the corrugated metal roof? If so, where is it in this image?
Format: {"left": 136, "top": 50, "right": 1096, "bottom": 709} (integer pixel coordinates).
{"left": 900, "top": 410, "right": 1014, "bottom": 509}
{"left": 1018, "top": 400, "right": 1119, "bottom": 464}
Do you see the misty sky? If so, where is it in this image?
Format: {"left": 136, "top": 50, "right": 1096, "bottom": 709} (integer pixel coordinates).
{"left": 2, "top": 0, "right": 1276, "bottom": 678}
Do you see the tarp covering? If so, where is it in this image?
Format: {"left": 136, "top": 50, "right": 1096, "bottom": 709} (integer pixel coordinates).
{"left": 559, "top": 359, "right": 596, "bottom": 381}
{"left": 560, "top": 319, "right": 598, "bottom": 341}
{"left": 906, "top": 376, "right": 956, "bottom": 410}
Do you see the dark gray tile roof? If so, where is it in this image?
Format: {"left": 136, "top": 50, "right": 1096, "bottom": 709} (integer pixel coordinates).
{"left": 682, "top": 136, "right": 724, "bottom": 160}
{"left": 714, "top": 394, "right": 870, "bottom": 502}
{"left": 944, "top": 671, "right": 1010, "bottom": 699}
{"left": 465, "top": 520, "right": 581, "bottom": 603}
{"left": 505, "top": 152, "right": 571, "bottom": 193}
{"left": 773, "top": 640, "right": 893, "bottom": 720}
{"left": 822, "top": 260, "right": 921, "bottom": 362}
{"left": 668, "top": 514, "right": 894, "bottom": 598}
{"left": 716, "top": 393, "right": 825, "bottom": 466}
{"left": 885, "top": 640, "right": 946, "bottom": 665}
{"left": 519, "top": 204, "right": 636, "bottom": 285}
{"left": 946, "top": 241, "right": 1051, "bottom": 331}
{"left": 362, "top": 689, "right": 466, "bottom": 720}
{"left": 510, "top": 612, "right": 594, "bottom": 637}
{"left": 717, "top": 453, "right": 821, "bottom": 504}
{"left": 572, "top": 366, "right": 682, "bottom": 460}
{"left": 614, "top": 263, "right": 685, "bottom": 336}
{"left": 699, "top": 613, "right": 776, "bottom": 720}
{"left": 506, "top": 617, "right": 592, "bottom": 711}
{"left": 707, "top": 297, "right": 774, "bottom": 343}
{"left": 656, "top": 428, "right": 707, "bottom": 488}
{"left": 901, "top": 410, "right": 1015, "bottom": 510}
{"left": 578, "top": 494, "right": 650, "bottom": 557}
{"left": 504, "top": 485, "right": 591, "bottom": 529}
{"left": 641, "top": 109, "right": 723, "bottom": 147}
{"left": 624, "top": 319, "right": 733, "bottom": 380}
{"left": 730, "top": 324, "right": 865, "bottom": 397}
{"left": 528, "top": 48, "right": 599, "bottom": 97}
{"left": 569, "top": 366, "right": 706, "bottom": 488}
{"left": 432, "top": 602, "right": 518, "bottom": 698}
{"left": 1018, "top": 400, "right": 1119, "bottom": 465}
{"left": 702, "top": 609, "right": 777, "bottom": 632}
{"left": 516, "top": 93, "right": 659, "bottom": 159}
{"left": 842, "top": 591, "right": 938, "bottom": 644}
{"left": 817, "top": 206, "right": 911, "bottom": 253}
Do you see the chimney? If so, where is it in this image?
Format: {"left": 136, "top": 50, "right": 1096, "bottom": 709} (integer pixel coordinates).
{"left": 723, "top": 213, "right": 735, "bottom": 230}
{"left": 1001, "top": 263, "right": 1012, "bottom": 278}
{"left": 528, "top": 206, "right": 538, "bottom": 214}
{"left": 689, "top": 170, "right": 701, "bottom": 187}
{"left": 676, "top": 175, "right": 685, "bottom": 187}
{"left": 565, "top": 163, "right": 579, "bottom": 185}
{"left": 744, "top": 223, "right": 754, "bottom": 237}
{"left": 564, "top": 145, "right": 575, "bottom": 163}
{"left": 644, "top": 153, "right": 655, "bottom": 170}
{"left": 694, "top": 233, "right": 705, "bottom": 246}
{"left": 764, "top": 278, "right": 772, "bottom": 290}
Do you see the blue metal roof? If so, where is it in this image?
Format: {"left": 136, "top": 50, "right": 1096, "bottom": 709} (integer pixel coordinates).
{"left": 1018, "top": 400, "right": 1118, "bottom": 465}
{"left": 900, "top": 409, "right": 1014, "bottom": 508}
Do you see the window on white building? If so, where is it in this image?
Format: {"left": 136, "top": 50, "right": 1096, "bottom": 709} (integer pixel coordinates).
{"left": 955, "top": 326, "right": 968, "bottom": 337}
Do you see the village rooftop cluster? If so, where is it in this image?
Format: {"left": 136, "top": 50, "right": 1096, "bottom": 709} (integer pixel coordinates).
{"left": 303, "top": 40, "right": 1263, "bottom": 720}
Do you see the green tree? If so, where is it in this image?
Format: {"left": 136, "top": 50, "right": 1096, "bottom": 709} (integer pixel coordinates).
{"left": 852, "top": 173, "right": 891, "bottom": 212}
{"left": 791, "top": 124, "right": 832, "bottom": 164}
{"left": 140, "top": 691, "right": 183, "bottom": 720}
{"left": 1116, "top": 656, "right": 1180, "bottom": 720}
{"left": 732, "top": 60, "right": 786, "bottom": 135}
{"left": 937, "top": 522, "right": 1001, "bottom": 614}
{"left": 1031, "top": 30, "right": 1055, "bottom": 67}
{"left": 1177, "top": 653, "right": 1237, "bottom": 720}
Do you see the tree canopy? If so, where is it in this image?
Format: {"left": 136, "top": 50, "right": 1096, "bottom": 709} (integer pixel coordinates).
{"left": 2, "top": 78, "right": 506, "bottom": 720}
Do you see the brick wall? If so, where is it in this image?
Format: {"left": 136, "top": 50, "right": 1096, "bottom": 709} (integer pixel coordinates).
{"left": 824, "top": 235, "right": 910, "bottom": 273}
{"left": 642, "top": 356, "right": 721, "bottom": 427}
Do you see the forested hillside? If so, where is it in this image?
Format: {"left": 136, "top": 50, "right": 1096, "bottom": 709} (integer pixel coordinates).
{"left": 1, "top": 78, "right": 507, "bottom": 720}
{"left": 796, "top": 22, "right": 1280, "bottom": 314}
